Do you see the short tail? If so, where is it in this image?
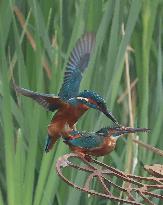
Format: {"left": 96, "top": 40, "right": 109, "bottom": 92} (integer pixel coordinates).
{"left": 44, "top": 135, "right": 57, "bottom": 152}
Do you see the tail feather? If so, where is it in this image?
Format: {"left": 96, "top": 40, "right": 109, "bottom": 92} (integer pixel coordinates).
{"left": 44, "top": 135, "right": 54, "bottom": 152}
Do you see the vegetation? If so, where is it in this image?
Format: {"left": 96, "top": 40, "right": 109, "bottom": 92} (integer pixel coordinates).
{"left": 0, "top": 0, "right": 162, "bottom": 204}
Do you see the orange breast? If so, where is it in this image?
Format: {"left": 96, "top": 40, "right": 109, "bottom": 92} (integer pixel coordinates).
{"left": 60, "top": 103, "right": 89, "bottom": 127}
{"left": 88, "top": 137, "right": 117, "bottom": 156}
{"left": 68, "top": 137, "right": 117, "bottom": 157}
{"left": 48, "top": 103, "right": 89, "bottom": 139}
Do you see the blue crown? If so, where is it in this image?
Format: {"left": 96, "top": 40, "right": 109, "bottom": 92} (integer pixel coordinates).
{"left": 79, "top": 90, "right": 106, "bottom": 105}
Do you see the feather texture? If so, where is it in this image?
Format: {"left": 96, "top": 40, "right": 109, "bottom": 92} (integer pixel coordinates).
{"left": 59, "top": 33, "right": 95, "bottom": 100}
{"left": 64, "top": 132, "right": 104, "bottom": 149}
{"left": 64, "top": 126, "right": 150, "bottom": 150}
{"left": 15, "top": 85, "right": 64, "bottom": 112}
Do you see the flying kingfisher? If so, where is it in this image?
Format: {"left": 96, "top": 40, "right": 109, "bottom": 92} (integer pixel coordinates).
{"left": 63, "top": 126, "right": 150, "bottom": 160}
{"left": 14, "top": 33, "right": 120, "bottom": 152}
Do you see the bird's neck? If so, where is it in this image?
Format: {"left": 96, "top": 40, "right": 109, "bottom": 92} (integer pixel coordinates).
{"left": 78, "top": 103, "right": 90, "bottom": 110}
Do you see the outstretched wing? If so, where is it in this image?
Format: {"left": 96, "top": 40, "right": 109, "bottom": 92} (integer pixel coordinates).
{"left": 15, "top": 85, "right": 64, "bottom": 112}
{"left": 59, "top": 33, "right": 95, "bottom": 100}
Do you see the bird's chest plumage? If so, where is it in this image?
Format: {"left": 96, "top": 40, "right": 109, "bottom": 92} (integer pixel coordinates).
{"left": 48, "top": 104, "right": 89, "bottom": 135}
{"left": 64, "top": 104, "right": 89, "bottom": 126}
{"left": 88, "top": 137, "right": 117, "bottom": 156}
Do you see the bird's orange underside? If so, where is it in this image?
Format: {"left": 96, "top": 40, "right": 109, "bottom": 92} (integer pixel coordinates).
{"left": 47, "top": 103, "right": 89, "bottom": 150}
{"left": 68, "top": 137, "right": 117, "bottom": 157}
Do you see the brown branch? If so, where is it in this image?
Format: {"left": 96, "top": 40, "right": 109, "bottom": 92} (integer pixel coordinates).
{"left": 13, "top": 6, "right": 36, "bottom": 50}
{"left": 138, "top": 191, "right": 155, "bottom": 205}
{"left": 117, "top": 78, "right": 138, "bottom": 104}
{"left": 133, "top": 139, "right": 163, "bottom": 157}
{"left": 12, "top": 5, "right": 52, "bottom": 79}
{"left": 56, "top": 153, "right": 163, "bottom": 205}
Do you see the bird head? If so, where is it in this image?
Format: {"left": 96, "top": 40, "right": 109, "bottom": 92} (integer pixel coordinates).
{"left": 96, "top": 126, "right": 151, "bottom": 139}
{"left": 77, "top": 90, "right": 119, "bottom": 125}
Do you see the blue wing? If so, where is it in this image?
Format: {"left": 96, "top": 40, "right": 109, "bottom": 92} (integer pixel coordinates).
{"left": 15, "top": 85, "right": 64, "bottom": 112}
{"left": 59, "top": 33, "right": 95, "bottom": 100}
{"left": 64, "top": 132, "right": 104, "bottom": 149}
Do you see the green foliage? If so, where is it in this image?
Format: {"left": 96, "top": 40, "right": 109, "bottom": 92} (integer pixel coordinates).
{"left": 0, "top": 0, "right": 162, "bottom": 204}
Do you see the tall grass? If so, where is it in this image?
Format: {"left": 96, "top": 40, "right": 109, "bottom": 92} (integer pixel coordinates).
{"left": 0, "top": 0, "right": 162, "bottom": 204}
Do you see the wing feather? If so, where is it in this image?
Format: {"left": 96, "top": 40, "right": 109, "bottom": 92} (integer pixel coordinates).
{"left": 65, "top": 133, "right": 103, "bottom": 149}
{"left": 15, "top": 85, "right": 64, "bottom": 112}
{"left": 59, "top": 33, "right": 95, "bottom": 100}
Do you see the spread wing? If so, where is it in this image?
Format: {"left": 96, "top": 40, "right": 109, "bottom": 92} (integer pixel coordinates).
{"left": 59, "top": 33, "right": 95, "bottom": 100}
{"left": 14, "top": 85, "right": 64, "bottom": 112}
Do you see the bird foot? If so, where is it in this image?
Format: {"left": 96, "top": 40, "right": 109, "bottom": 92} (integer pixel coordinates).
{"left": 84, "top": 154, "right": 93, "bottom": 162}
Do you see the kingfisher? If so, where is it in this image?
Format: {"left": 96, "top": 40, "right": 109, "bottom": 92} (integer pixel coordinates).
{"left": 63, "top": 126, "right": 150, "bottom": 160}
{"left": 14, "top": 33, "right": 120, "bottom": 152}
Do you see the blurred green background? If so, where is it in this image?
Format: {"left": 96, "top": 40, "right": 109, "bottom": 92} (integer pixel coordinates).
{"left": 0, "top": 0, "right": 163, "bottom": 204}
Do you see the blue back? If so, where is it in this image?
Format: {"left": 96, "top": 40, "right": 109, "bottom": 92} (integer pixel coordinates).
{"left": 65, "top": 132, "right": 104, "bottom": 149}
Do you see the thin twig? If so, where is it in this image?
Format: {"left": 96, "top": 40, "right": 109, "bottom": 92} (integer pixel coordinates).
{"left": 133, "top": 139, "right": 163, "bottom": 157}
{"left": 122, "top": 23, "right": 136, "bottom": 175}
{"left": 117, "top": 78, "right": 138, "bottom": 104}
{"left": 12, "top": 5, "right": 52, "bottom": 79}
{"left": 13, "top": 6, "right": 36, "bottom": 50}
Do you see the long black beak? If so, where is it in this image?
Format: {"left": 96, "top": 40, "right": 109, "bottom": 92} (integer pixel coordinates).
{"left": 112, "top": 127, "right": 151, "bottom": 137}
{"left": 103, "top": 109, "right": 120, "bottom": 126}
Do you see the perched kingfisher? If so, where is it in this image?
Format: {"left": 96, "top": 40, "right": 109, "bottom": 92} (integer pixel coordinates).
{"left": 63, "top": 126, "right": 150, "bottom": 160}
{"left": 14, "top": 33, "right": 120, "bottom": 152}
